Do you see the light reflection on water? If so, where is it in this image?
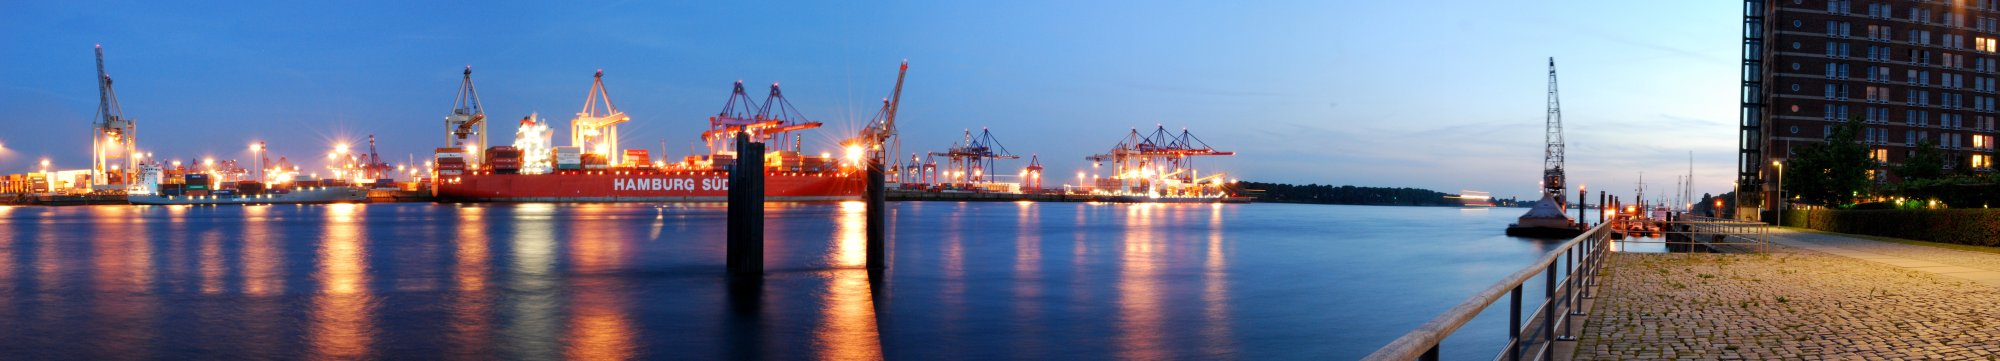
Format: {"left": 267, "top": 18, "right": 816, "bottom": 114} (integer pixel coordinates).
{"left": 0, "top": 202, "right": 1573, "bottom": 359}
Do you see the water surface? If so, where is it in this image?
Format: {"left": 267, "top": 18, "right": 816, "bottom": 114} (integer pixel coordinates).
{"left": 0, "top": 202, "right": 1593, "bottom": 359}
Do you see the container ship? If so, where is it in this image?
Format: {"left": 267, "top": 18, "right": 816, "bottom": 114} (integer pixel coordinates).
{"left": 431, "top": 68, "right": 877, "bottom": 202}
{"left": 125, "top": 161, "right": 368, "bottom": 205}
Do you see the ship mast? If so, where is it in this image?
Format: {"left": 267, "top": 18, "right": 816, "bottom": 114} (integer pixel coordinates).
{"left": 1543, "top": 57, "right": 1567, "bottom": 207}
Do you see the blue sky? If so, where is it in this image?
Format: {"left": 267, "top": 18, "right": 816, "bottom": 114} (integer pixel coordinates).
{"left": 0, "top": 1, "right": 1741, "bottom": 200}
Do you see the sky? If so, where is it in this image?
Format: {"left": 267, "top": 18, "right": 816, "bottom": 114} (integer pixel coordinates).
{"left": 0, "top": 1, "right": 1743, "bottom": 201}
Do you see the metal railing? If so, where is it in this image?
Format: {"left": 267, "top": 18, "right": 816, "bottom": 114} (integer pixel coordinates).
{"left": 1611, "top": 216, "right": 1770, "bottom": 253}
{"left": 1365, "top": 222, "right": 1612, "bottom": 361}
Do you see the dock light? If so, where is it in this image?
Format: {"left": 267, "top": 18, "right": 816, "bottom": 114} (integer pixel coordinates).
{"left": 844, "top": 144, "right": 864, "bottom": 164}
{"left": 335, "top": 143, "right": 350, "bottom": 154}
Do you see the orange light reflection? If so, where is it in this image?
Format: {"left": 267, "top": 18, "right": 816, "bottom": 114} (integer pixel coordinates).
{"left": 310, "top": 203, "right": 373, "bottom": 360}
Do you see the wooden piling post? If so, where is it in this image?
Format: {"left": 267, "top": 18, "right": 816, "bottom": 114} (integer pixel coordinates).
{"left": 866, "top": 157, "right": 887, "bottom": 271}
{"left": 728, "top": 132, "right": 765, "bottom": 274}
{"left": 1598, "top": 191, "right": 1607, "bottom": 224}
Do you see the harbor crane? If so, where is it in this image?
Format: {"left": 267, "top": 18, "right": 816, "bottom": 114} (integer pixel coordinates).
{"left": 363, "top": 135, "right": 391, "bottom": 180}
{"left": 929, "top": 128, "right": 1019, "bottom": 186}
{"left": 92, "top": 45, "right": 139, "bottom": 188}
{"left": 1085, "top": 126, "right": 1235, "bottom": 197}
{"left": 573, "top": 70, "right": 630, "bottom": 165}
{"left": 847, "top": 61, "right": 909, "bottom": 180}
{"left": 1542, "top": 58, "right": 1568, "bottom": 208}
{"left": 445, "top": 66, "right": 486, "bottom": 164}
{"left": 1022, "top": 154, "right": 1044, "bottom": 191}
{"left": 701, "top": 81, "right": 823, "bottom": 158}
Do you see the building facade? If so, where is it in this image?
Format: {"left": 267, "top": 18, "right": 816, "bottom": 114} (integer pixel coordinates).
{"left": 1741, "top": 0, "right": 2000, "bottom": 218}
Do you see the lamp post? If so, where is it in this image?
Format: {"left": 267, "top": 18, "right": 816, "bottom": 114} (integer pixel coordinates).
{"left": 1772, "top": 160, "right": 1784, "bottom": 225}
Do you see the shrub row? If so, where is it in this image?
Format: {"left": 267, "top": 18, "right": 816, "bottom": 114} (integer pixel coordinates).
{"left": 1783, "top": 209, "right": 2000, "bottom": 246}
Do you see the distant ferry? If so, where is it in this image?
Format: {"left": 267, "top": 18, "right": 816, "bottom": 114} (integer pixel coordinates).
{"left": 1453, "top": 190, "right": 1496, "bottom": 207}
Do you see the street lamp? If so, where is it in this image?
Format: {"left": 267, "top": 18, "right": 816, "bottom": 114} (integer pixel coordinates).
{"left": 1772, "top": 160, "right": 1784, "bottom": 225}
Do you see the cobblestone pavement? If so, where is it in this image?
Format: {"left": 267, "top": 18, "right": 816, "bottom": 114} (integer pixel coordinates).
{"left": 1771, "top": 228, "right": 2000, "bottom": 273}
{"left": 1575, "top": 243, "right": 2000, "bottom": 360}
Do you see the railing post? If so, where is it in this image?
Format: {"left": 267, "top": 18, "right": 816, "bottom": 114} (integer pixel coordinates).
{"left": 1509, "top": 285, "right": 1523, "bottom": 361}
{"left": 1420, "top": 346, "right": 1439, "bottom": 361}
{"left": 1560, "top": 245, "right": 1581, "bottom": 341}
{"left": 1542, "top": 263, "right": 1556, "bottom": 359}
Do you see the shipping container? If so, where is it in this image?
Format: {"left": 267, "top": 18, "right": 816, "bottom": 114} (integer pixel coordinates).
{"left": 237, "top": 181, "right": 265, "bottom": 194}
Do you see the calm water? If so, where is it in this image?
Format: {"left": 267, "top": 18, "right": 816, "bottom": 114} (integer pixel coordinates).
{"left": 0, "top": 202, "right": 1601, "bottom": 360}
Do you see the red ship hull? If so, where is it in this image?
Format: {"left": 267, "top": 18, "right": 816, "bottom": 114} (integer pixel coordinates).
{"left": 434, "top": 171, "right": 863, "bottom": 202}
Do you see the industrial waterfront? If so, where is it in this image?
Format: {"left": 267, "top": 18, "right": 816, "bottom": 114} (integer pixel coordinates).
{"left": 0, "top": 202, "right": 1602, "bottom": 359}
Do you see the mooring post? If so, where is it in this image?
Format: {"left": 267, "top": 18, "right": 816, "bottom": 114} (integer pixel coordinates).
{"left": 866, "top": 157, "right": 887, "bottom": 271}
{"left": 727, "top": 132, "right": 765, "bottom": 274}
{"left": 1598, "top": 191, "right": 1607, "bottom": 224}
{"left": 1577, "top": 189, "right": 1587, "bottom": 228}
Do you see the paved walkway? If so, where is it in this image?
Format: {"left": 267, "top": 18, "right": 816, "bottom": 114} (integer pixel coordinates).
{"left": 1572, "top": 229, "right": 2000, "bottom": 360}
{"left": 1765, "top": 229, "right": 2000, "bottom": 287}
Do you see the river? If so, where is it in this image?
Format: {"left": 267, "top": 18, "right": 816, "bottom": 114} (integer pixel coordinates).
{"left": 0, "top": 202, "right": 1613, "bottom": 360}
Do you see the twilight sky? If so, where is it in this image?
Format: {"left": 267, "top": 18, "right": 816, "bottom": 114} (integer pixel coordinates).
{"left": 0, "top": 1, "right": 1741, "bottom": 200}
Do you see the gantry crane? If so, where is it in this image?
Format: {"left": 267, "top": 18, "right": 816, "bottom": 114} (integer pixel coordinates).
{"left": 929, "top": 128, "right": 1019, "bottom": 186}
{"left": 847, "top": 61, "right": 908, "bottom": 179}
{"left": 92, "top": 45, "right": 138, "bottom": 188}
{"left": 363, "top": 135, "right": 391, "bottom": 180}
{"left": 445, "top": 66, "right": 486, "bottom": 163}
{"left": 573, "top": 70, "right": 631, "bottom": 165}
{"left": 1022, "top": 154, "right": 1044, "bottom": 191}
{"left": 701, "top": 81, "right": 823, "bottom": 160}
{"left": 1084, "top": 126, "right": 1235, "bottom": 196}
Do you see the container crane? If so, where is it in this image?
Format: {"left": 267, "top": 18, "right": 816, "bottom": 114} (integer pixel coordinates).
{"left": 573, "top": 70, "right": 630, "bottom": 165}
{"left": 847, "top": 61, "right": 908, "bottom": 180}
{"left": 1022, "top": 154, "right": 1044, "bottom": 191}
{"left": 701, "top": 81, "right": 823, "bottom": 160}
{"left": 929, "top": 128, "right": 1019, "bottom": 186}
{"left": 1084, "top": 126, "right": 1235, "bottom": 197}
{"left": 92, "top": 44, "right": 138, "bottom": 189}
{"left": 363, "top": 135, "right": 391, "bottom": 181}
{"left": 445, "top": 66, "right": 486, "bottom": 164}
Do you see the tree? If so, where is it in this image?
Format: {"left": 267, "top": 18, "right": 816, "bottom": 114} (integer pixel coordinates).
{"left": 1898, "top": 140, "right": 1945, "bottom": 181}
{"left": 1783, "top": 116, "right": 1873, "bottom": 207}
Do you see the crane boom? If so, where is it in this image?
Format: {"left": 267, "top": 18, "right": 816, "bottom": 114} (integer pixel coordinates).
{"left": 95, "top": 45, "right": 111, "bottom": 128}
{"left": 884, "top": 60, "right": 907, "bottom": 143}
